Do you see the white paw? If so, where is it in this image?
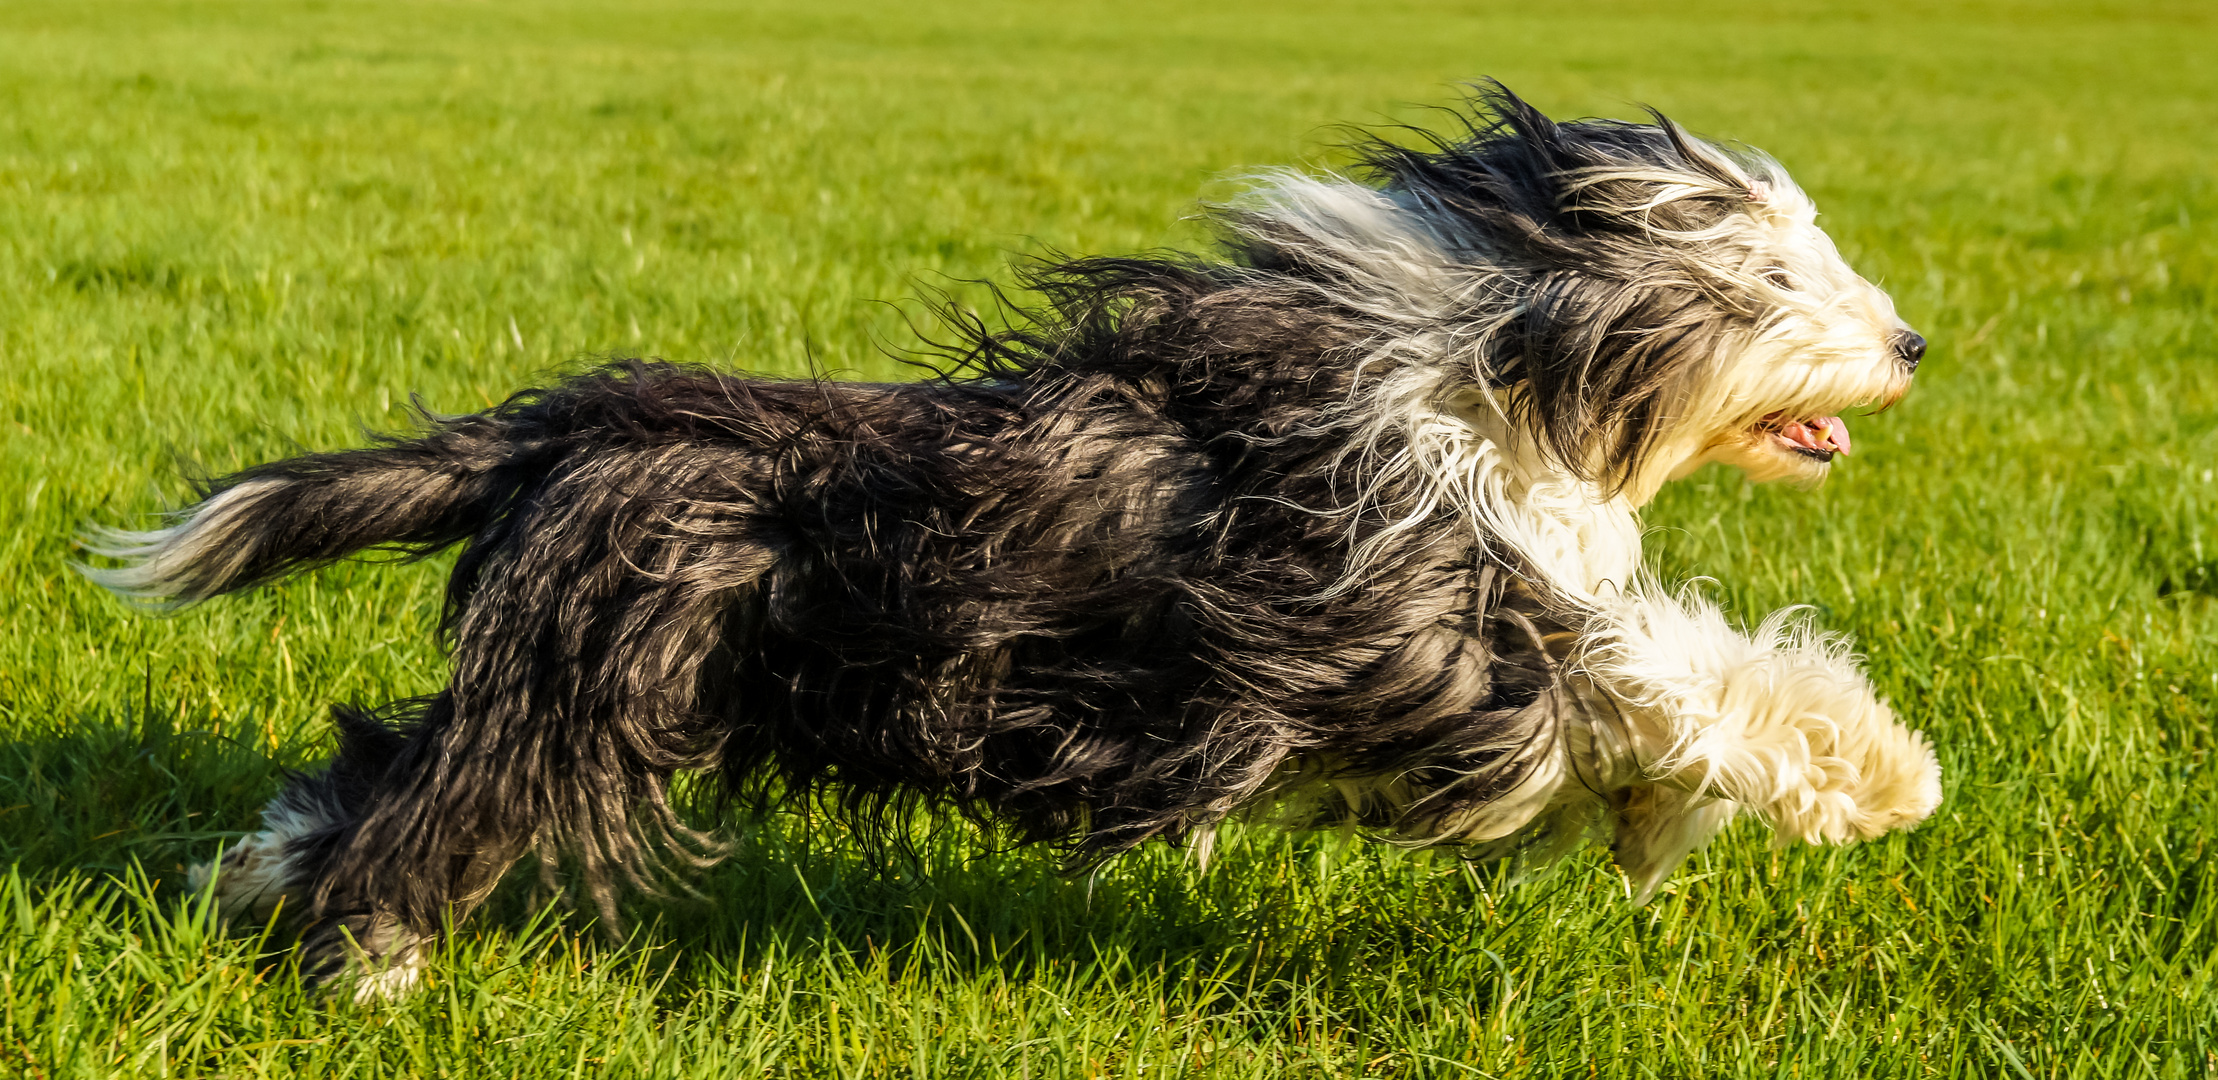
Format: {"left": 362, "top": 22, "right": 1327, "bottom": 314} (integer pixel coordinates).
{"left": 1763, "top": 707, "right": 1943, "bottom": 844}
{"left": 347, "top": 950, "right": 426, "bottom": 1003}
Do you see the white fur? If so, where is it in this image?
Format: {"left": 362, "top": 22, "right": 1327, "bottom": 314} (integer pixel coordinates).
{"left": 1607, "top": 786, "right": 1740, "bottom": 903}
{"left": 1579, "top": 592, "right": 1943, "bottom": 844}
{"left": 340, "top": 926, "right": 427, "bottom": 1004}
{"left": 1219, "top": 178, "right": 1643, "bottom": 603}
{"left": 191, "top": 797, "right": 427, "bottom": 1002}
{"left": 1227, "top": 134, "right": 1940, "bottom": 895}
{"left": 79, "top": 480, "right": 281, "bottom": 606}
{"left": 188, "top": 794, "right": 329, "bottom": 926}
{"left": 347, "top": 959, "right": 425, "bottom": 1003}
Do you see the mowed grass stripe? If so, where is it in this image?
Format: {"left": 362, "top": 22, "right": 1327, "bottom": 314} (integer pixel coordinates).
{"left": 1, "top": 0, "right": 2212, "bottom": 1075}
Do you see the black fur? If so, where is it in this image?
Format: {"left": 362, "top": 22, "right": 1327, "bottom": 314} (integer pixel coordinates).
{"left": 1333, "top": 92, "right": 1774, "bottom": 492}
{"left": 103, "top": 86, "right": 1783, "bottom": 983}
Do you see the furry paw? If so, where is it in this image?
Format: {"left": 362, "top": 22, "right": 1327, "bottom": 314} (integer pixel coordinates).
{"left": 299, "top": 912, "right": 429, "bottom": 1003}
{"left": 1652, "top": 660, "right": 1943, "bottom": 846}
{"left": 1754, "top": 700, "right": 1943, "bottom": 845}
{"left": 1585, "top": 591, "right": 1944, "bottom": 849}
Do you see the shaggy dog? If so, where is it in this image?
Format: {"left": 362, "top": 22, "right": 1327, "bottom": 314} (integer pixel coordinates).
{"left": 89, "top": 86, "right": 1941, "bottom": 998}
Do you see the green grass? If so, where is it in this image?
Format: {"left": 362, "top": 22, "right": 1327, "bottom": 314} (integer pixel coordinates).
{"left": 2, "top": 0, "right": 2215, "bottom": 1075}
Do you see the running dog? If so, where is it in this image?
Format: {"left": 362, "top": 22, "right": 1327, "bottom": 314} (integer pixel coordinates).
{"left": 88, "top": 85, "right": 1941, "bottom": 998}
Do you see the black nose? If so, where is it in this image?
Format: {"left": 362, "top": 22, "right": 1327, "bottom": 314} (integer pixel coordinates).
{"left": 1892, "top": 329, "right": 1927, "bottom": 372}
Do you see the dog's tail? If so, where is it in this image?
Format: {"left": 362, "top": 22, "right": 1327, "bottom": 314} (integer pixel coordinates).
{"left": 81, "top": 410, "right": 535, "bottom": 608}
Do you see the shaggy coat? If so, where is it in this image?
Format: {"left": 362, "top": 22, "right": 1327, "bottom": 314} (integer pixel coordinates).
{"left": 89, "top": 86, "right": 1943, "bottom": 997}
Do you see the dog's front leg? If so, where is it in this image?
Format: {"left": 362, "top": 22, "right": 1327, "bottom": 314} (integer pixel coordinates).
{"left": 1577, "top": 590, "right": 1942, "bottom": 897}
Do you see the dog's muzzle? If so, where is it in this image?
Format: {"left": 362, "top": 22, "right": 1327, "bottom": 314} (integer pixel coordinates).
{"left": 1891, "top": 329, "right": 1927, "bottom": 373}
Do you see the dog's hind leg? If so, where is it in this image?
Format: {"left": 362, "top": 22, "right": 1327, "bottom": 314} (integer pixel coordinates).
{"left": 234, "top": 464, "right": 766, "bottom": 999}
{"left": 186, "top": 698, "right": 433, "bottom": 998}
{"left": 188, "top": 692, "right": 490, "bottom": 1000}
{"left": 189, "top": 703, "right": 408, "bottom": 930}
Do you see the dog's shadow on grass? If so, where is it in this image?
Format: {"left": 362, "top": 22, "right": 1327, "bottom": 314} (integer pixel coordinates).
{"left": 0, "top": 708, "right": 281, "bottom": 887}
{"left": 481, "top": 800, "right": 1529, "bottom": 996}
{"left": 1, "top": 709, "right": 1559, "bottom": 994}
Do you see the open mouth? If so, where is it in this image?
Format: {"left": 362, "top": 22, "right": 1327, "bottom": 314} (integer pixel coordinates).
{"left": 1758, "top": 412, "right": 1851, "bottom": 461}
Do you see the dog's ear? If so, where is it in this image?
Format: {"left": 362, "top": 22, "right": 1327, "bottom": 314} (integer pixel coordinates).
{"left": 1352, "top": 85, "right": 1751, "bottom": 491}
{"left": 1498, "top": 271, "right": 1732, "bottom": 491}
{"left": 1471, "top": 90, "right": 1750, "bottom": 490}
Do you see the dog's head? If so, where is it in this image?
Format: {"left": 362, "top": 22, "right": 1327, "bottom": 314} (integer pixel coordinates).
{"left": 1389, "top": 88, "right": 1921, "bottom": 500}
{"left": 1227, "top": 85, "right": 1921, "bottom": 506}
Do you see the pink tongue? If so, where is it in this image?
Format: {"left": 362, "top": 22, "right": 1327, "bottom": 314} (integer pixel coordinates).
{"left": 1819, "top": 416, "right": 1850, "bottom": 455}
{"left": 1780, "top": 416, "right": 1851, "bottom": 454}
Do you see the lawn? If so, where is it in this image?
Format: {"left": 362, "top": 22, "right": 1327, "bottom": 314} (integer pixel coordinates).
{"left": 2, "top": 0, "right": 2214, "bottom": 1075}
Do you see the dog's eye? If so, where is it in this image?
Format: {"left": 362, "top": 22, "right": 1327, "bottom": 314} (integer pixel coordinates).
{"left": 1761, "top": 267, "right": 1796, "bottom": 292}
